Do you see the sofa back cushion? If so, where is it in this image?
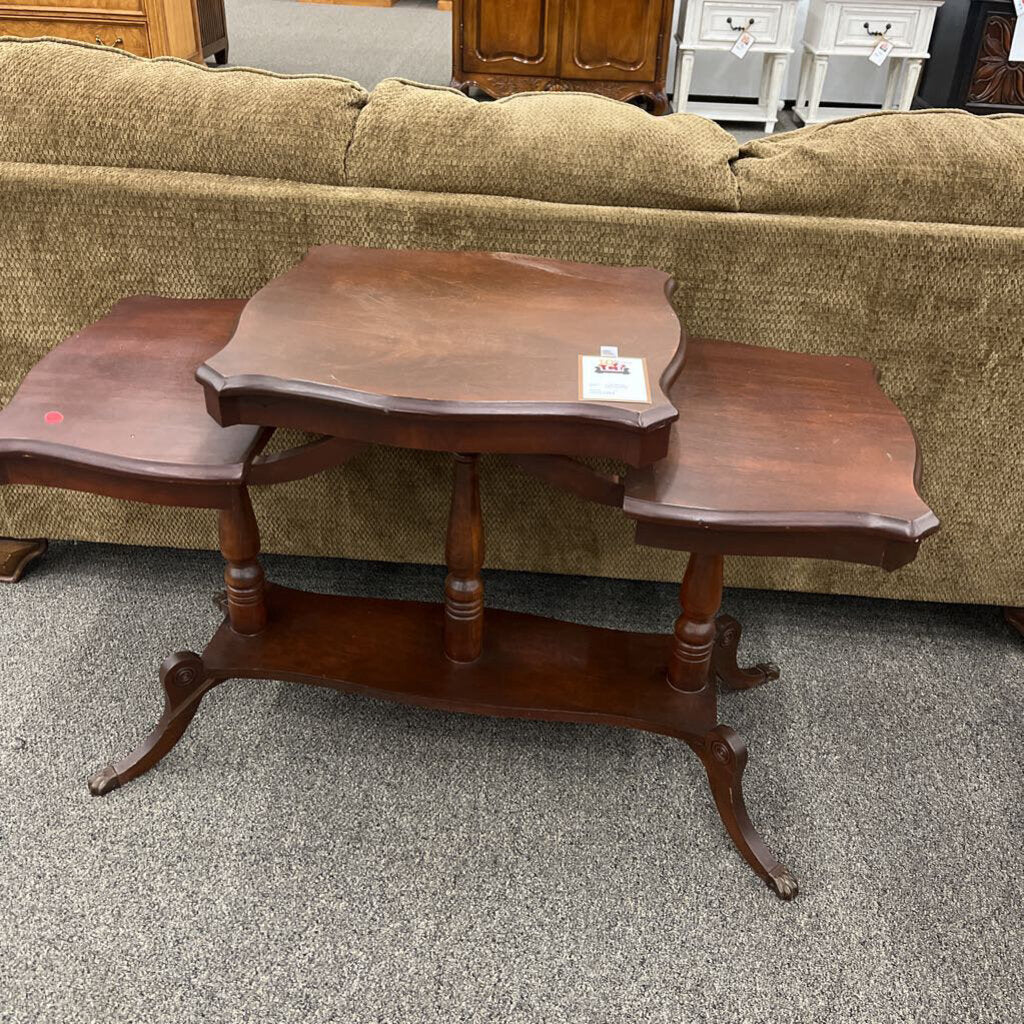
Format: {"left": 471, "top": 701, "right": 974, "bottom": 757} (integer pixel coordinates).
{"left": 734, "top": 109, "right": 1024, "bottom": 227}
{"left": 346, "top": 79, "right": 740, "bottom": 212}
{"left": 0, "top": 37, "right": 367, "bottom": 185}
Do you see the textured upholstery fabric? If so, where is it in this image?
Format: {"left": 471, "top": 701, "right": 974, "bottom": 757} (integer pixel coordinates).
{"left": 346, "top": 78, "right": 740, "bottom": 212}
{"left": 1, "top": 163, "right": 1021, "bottom": 607}
{"left": 735, "top": 108, "right": 1024, "bottom": 227}
{"left": 0, "top": 37, "right": 367, "bottom": 185}
{"left": 1, "top": 37, "right": 1021, "bottom": 606}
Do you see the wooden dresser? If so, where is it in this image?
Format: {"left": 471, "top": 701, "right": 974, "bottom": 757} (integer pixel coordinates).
{"left": 0, "top": 0, "right": 203, "bottom": 61}
{"left": 451, "top": 0, "right": 674, "bottom": 114}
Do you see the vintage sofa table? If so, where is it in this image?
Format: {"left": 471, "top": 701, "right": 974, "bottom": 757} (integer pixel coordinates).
{"left": 0, "top": 246, "right": 938, "bottom": 901}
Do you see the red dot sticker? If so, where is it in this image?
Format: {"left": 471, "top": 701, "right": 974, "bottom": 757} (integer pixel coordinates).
{"left": 44, "top": 411, "right": 64, "bottom": 425}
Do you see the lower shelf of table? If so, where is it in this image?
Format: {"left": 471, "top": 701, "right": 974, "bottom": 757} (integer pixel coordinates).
{"left": 202, "top": 584, "right": 716, "bottom": 739}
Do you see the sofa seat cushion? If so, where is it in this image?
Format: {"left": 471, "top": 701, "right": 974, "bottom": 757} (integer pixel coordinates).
{"left": 734, "top": 108, "right": 1024, "bottom": 227}
{"left": 346, "top": 79, "right": 740, "bottom": 212}
{"left": 0, "top": 37, "right": 367, "bottom": 185}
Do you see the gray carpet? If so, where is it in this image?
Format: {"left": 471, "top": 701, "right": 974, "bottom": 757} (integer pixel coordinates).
{"left": 1, "top": 540, "right": 1021, "bottom": 1022}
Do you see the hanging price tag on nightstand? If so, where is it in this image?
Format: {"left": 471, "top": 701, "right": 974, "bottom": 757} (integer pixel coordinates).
{"left": 1012, "top": 20, "right": 1024, "bottom": 62}
{"left": 1012, "top": 0, "right": 1023, "bottom": 17}
{"left": 868, "top": 36, "right": 894, "bottom": 65}
{"left": 731, "top": 30, "right": 756, "bottom": 59}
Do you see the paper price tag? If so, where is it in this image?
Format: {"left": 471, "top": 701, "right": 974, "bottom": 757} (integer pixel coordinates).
{"left": 730, "top": 31, "right": 756, "bottom": 59}
{"left": 600, "top": 345, "right": 619, "bottom": 357}
{"left": 578, "top": 355, "right": 651, "bottom": 404}
{"left": 1012, "top": 18, "right": 1024, "bottom": 61}
{"left": 1013, "top": 0, "right": 1023, "bottom": 18}
{"left": 868, "top": 36, "right": 894, "bottom": 65}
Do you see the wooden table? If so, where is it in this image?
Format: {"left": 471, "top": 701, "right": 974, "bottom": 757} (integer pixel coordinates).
{"left": 0, "top": 245, "right": 939, "bottom": 900}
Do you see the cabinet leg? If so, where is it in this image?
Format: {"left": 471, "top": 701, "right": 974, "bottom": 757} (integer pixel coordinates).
{"left": 444, "top": 453, "right": 484, "bottom": 662}
{"left": 758, "top": 52, "right": 773, "bottom": 109}
{"left": 897, "top": 58, "right": 923, "bottom": 111}
{"left": 882, "top": 56, "right": 904, "bottom": 109}
{"left": 764, "top": 53, "right": 788, "bottom": 132}
{"left": 795, "top": 48, "right": 813, "bottom": 113}
{"left": 0, "top": 537, "right": 47, "bottom": 583}
{"left": 806, "top": 55, "right": 829, "bottom": 123}
{"left": 88, "top": 651, "right": 217, "bottom": 795}
{"left": 1005, "top": 607, "right": 1024, "bottom": 637}
{"left": 685, "top": 726, "right": 798, "bottom": 899}
{"left": 218, "top": 487, "right": 266, "bottom": 636}
{"left": 673, "top": 48, "right": 695, "bottom": 113}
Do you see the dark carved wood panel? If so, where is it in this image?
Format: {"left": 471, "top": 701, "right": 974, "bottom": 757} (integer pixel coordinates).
{"left": 560, "top": 0, "right": 666, "bottom": 80}
{"left": 460, "top": 0, "right": 559, "bottom": 75}
{"left": 966, "top": 14, "right": 1024, "bottom": 105}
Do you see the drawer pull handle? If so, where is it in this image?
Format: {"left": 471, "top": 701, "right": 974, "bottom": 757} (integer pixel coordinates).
{"left": 863, "top": 22, "right": 892, "bottom": 37}
{"left": 726, "top": 16, "right": 756, "bottom": 30}
{"left": 95, "top": 35, "right": 125, "bottom": 48}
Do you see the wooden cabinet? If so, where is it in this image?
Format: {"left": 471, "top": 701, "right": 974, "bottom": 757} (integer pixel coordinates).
{"left": 0, "top": 0, "right": 203, "bottom": 61}
{"left": 452, "top": 0, "right": 673, "bottom": 113}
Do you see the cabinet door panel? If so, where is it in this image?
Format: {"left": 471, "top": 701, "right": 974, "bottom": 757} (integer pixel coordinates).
{"left": 460, "top": 0, "right": 560, "bottom": 76}
{"left": 560, "top": 0, "right": 666, "bottom": 80}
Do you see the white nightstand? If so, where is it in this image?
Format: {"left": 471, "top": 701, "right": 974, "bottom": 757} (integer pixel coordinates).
{"left": 794, "top": 0, "right": 944, "bottom": 124}
{"left": 672, "top": 0, "right": 802, "bottom": 133}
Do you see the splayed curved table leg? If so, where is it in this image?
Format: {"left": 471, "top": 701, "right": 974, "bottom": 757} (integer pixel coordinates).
{"left": 88, "top": 651, "right": 217, "bottom": 796}
{"left": 712, "top": 614, "right": 781, "bottom": 691}
{"left": 686, "top": 725, "right": 798, "bottom": 900}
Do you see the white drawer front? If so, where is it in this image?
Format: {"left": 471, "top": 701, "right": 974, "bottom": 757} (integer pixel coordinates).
{"left": 697, "top": 2, "right": 785, "bottom": 46}
{"left": 833, "top": 5, "right": 922, "bottom": 51}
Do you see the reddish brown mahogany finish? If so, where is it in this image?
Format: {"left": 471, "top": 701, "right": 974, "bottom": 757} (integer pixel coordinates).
{"left": 444, "top": 453, "right": 485, "bottom": 662}
{"left": 218, "top": 488, "right": 267, "bottom": 636}
{"left": 624, "top": 339, "right": 939, "bottom": 565}
{"left": 1, "top": 250, "right": 940, "bottom": 902}
{"left": 0, "top": 538, "right": 47, "bottom": 583}
{"left": 668, "top": 553, "right": 723, "bottom": 694}
{"left": 197, "top": 246, "right": 686, "bottom": 467}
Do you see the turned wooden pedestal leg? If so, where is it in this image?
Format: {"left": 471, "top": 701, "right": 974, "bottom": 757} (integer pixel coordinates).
{"left": 218, "top": 487, "right": 267, "bottom": 636}
{"left": 445, "top": 453, "right": 484, "bottom": 662}
{"left": 89, "top": 487, "right": 267, "bottom": 794}
{"left": 672, "top": 553, "right": 798, "bottom": 899}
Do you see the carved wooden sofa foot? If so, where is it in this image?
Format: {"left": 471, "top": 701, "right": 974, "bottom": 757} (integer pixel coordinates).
{"left": 0, "top": 297, "right": 363, "bottom": 794}
{"left": 0, "top": 537, "right": 47, "bottom": 582}
{"left": 622, "top": 338, "right": 939, "bottom": 898}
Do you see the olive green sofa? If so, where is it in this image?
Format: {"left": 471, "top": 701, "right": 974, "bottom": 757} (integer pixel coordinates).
{"left": 1, "top": 37, "right": 1022, "bottom": 609}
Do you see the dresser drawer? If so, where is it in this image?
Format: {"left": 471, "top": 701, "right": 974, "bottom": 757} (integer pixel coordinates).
{"left": 831, "top": 5, "right": 922, "bottom": 52}
{"left": 696, "top": 2, "right": 785, "bottom": 46}
{"left": 0, "top": 17, "right": 150, "bottom": 55}
{"left": 3, "top": 0, "right": 144, "bottom": 10}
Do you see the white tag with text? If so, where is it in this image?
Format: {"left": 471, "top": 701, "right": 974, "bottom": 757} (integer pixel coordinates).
{"left": 599, "top": 345, "right": 619, "bottom": 357}
{"left": 1012, "top": 0, "right": 1023, "bottom": 18}
{"left": 578, "top": 356, "right": 650, "bottom": 404}
{"left": 1012, "top": 19, "right": 1024, "bottom": 62}
{"left": 868, "top": 36, "right": 894, "bottom": 65}
{"left": 731, "top": 31, "right": 756, "bottom": 59}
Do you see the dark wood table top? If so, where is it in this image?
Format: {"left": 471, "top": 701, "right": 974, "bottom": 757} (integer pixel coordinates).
{"left": 624, "top": 339, "right": 940, "bottom": 569}
{"left": 198, "top": 246, "right": 686, "bottom": 466}
{"left": 0, "top": 297, "right": 268, "bottom": 504}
